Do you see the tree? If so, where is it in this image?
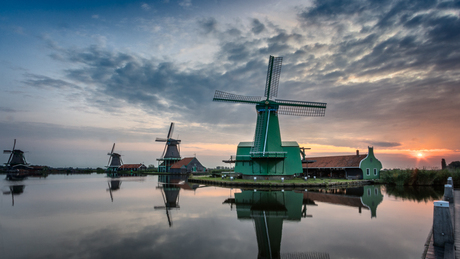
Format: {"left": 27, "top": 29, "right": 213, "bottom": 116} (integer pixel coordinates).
{"left": 442, "top": 159, "right": 447, "bottom": 169}
{"left": 448, "top": 161, "right": 460, "bottom": 169}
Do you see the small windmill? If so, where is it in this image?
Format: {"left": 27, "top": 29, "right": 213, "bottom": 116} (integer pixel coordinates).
{"left": 156, "top": 122, "right": 181, "bottom": 172}
{"left": 106, "top": 143, "right": 122, "bottom": 172}
{"left": 3, "top": 139, "right": 28, "bottom": 168}
{"left": 213, "top": 56, "right": 326, "bottom": 178}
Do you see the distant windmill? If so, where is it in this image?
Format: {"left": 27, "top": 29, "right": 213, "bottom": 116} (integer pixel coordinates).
{"left": 156, "top": 122, "right": 182, "bottom": 172}
{"left": 3, "top": 139, "right": 28, "bottom": 168}
{"left": 107, "top": 143, "right": 122, "bottom": 172}
{"left": 213, "top": 56, "right": 326, "bottom": 178}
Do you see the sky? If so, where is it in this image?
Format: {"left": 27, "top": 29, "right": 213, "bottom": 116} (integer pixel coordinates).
{"left": 0, "top": 0, "right": 459, "bottom": 169}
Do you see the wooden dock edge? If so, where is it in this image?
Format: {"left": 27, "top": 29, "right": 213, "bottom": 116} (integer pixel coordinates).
{"left": 423, "top": 181, "right": 457, "bottom": 259}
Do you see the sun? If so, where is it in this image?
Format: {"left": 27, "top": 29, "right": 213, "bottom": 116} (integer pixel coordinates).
{"left": 417, "top": 152, "right": 424, "bottom": 158}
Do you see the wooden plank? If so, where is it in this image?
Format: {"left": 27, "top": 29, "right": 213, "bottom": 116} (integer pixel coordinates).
{"left": 454, "top": 190, "right": 460, "bottom": 259}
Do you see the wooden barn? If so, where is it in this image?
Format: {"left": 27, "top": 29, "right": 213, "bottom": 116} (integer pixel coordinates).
{"left": 169, "top": 157, "right": 206, "bottom": 174}
{"left": 303, "top": 146, "right": 382, "bottom": 180}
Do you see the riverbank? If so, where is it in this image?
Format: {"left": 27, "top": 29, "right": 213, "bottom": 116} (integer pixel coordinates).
{"left": 380, "top": 169, "right": 460, "bottom": 186}
{"left": 188, "top": 175, "right": 375, "bottom": 188}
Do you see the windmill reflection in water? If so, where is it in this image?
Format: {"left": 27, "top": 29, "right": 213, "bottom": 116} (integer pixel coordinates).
{"left": 2, "top": 185, "right": 25, "bottom": 206}
{"left": 154, "top": 175, "right": 199, "bottom": 227}
{"left": 107, "top": 179, "right": 122, "bottom": 202}
{"left": 223, "top": 186, "right": 383, "bottom": 259}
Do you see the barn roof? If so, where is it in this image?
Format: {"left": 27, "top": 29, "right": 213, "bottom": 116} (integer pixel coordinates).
{"left": 301, "top": 191, "right": 368, "bottom": 209}
{"left": 303, "top": 154, "right": 367, "bottom": 168}
{"left": 119, "top": 163, "right": 145, "bottom": 169}
{"left": 170, "top": 157, "right": 195, "bottom": 169}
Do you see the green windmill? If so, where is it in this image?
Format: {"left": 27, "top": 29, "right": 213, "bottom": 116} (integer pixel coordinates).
{"left": 213, "top": 56, "right": 326, "bottom": 179}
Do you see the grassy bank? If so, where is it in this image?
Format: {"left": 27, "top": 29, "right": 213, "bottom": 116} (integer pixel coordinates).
{"left": 380, "top": 169, "right": 460, "bottom": 186}
{"left": 187, "top": 176, "right": 375, "bottom": 189}
{"left": 191, "top": 176, "right": 352, "bottom": 184}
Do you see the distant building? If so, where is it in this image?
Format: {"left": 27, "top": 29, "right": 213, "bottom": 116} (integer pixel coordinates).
{"left": 169, "top": 157, "right": 206, "bottom": 174}
{"left": 118, "top": 163, "right": 147, "bottom": 171}
{"left": 303, "top": 146, "right": 382, "bottom": 179}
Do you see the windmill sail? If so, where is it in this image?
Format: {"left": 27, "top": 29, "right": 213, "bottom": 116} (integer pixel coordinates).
{"left": 213, "top": 90, "right": 262, "bottom": 104}
{"left": 276, "top": 99, "right": 327, "bottom": 116}
{"left": 167, "top": 122, "right": 174, "bottom": 139}
{"left": 264, "top": 56, "right": 283, "bottom": 100}
{"left": 107, "top": 143, "right": 122, "bottom": 169}
{"left": 212, "top": 55, "right": 327, "bottom": 177}
{"left": 156, "top": 122, "right": 182, "bottom": 173}
{"left": 4, "top": 139, "right": 27, "bottom": 167}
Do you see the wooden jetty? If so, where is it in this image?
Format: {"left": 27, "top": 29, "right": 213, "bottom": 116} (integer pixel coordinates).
{"left": 423, "top": 178, "right": 458, "bottom": 259}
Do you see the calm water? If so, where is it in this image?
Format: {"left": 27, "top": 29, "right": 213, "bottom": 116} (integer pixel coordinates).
{"left": 0, "top": 174, "right": 442, "bottom": 259}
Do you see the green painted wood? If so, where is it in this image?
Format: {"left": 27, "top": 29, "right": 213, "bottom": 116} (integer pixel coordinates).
{"left": 360, "top": 147, "right": 383, "bottom": 180}
{"left": 213, "top": 56, "right": 326, "bottom": 178}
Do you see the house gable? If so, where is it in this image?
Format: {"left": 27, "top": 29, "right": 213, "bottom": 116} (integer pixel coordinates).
{"left": 359, "top": 147, "right": 382, "bottom": 180}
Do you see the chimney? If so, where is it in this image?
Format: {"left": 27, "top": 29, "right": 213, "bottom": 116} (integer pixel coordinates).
{"left": 356, "top": 150, "right": 359, "bottom": 156}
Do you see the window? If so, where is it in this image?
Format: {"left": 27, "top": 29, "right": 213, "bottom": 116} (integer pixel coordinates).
{"left": 374, "top": 188, "right": 378, "bottom": 195}
{"left": 367, "top": 189, "right": 371, "bottom": 196}
{"left": 366, "top": 168, "right": 370, "bottom": 176}
{"left": 374, "top": 168, "right": 377, "bottom": 175}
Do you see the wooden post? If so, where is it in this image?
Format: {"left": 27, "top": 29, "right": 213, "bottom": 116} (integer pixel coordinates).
{"left": 433, "top": 201, "right": 454, "bottom": 247}
{"left": 444, "top": 184, "right": 453, "bottom": 202}
{"left": 447, "top": 177, "right": 453, "bottom": 187}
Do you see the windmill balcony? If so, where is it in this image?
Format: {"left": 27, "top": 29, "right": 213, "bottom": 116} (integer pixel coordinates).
{"left": 156, "top": 157, "right": 182, "bottom": 161}
{"left": 249, "top": 151, "right": 287, "bottom": 158}
{"left": 235, "top": 155, "right": 252, "bottom": 161}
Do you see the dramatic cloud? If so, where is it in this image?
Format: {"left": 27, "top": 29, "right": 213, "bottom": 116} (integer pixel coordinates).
{"left": 1, "top": 0, "right": 459, "bottom": 167}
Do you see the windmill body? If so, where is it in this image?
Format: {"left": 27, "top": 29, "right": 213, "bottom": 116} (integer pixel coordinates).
{"left": 213, "top": 56, "right": 326, "bottom": 179}
{"left": 106, "top": 143, "right": 123, "bottom": 173}
{"left": 156, "top": 122, "right": 182, "bottom": 173}
{"left": 3, "top": 139, "right": 28, "bottom": 168}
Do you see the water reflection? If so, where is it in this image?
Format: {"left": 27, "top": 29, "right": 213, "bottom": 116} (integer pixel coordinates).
{"left": 384, "top": 185, "right": 443, "bottom": 202}
{"left": 224, "top": 189, "right": 331, "bottom": 259}
{"left": 0, "top": 175, "right": 440, "bottom": 259}
{"left": 2, "top": 184, "right": 25, "bottom": 206}
{"left": 223, "top": 185, "right": 384, "bottom": 258}
{"left": 154, "top": 175, "right": 199, "bottom": 227}
{"left": 107, "top": 180, "right": 121, "bottom": 202}
{"left": 299, "top": 185, "right": 383, "bottom": 218}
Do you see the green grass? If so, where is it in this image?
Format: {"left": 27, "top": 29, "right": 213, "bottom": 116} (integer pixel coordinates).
{"left": 380, "top": 168, "right": 460, "bottom": 186}
{"left": 190, "top": 176, "right": 360, "bottom": 185}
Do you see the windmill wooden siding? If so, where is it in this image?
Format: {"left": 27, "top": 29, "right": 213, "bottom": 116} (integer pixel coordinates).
{"left": 213, "top": 56, "right": 326, "bottom": 179}
{"left": 303, "top": 147, "right": 382, "bottom": 180}
{"left": 169, "top": 157, "right": 206, "bottom": 174}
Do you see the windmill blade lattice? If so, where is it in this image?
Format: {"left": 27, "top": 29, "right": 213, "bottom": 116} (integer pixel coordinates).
{"left": 264, "top": 56, "right": 282, "bottom": 100}
{"left": 107, "top": 143, "right": 115, "bottom": 167}
{"left": 213, "top": 90, "right": 262, "bottom": 104}
{"left": 167, "top": 123, "right": 174, "bottom": 139}
{"left": 276, "top": 99, "right": 327, "bottom": 117}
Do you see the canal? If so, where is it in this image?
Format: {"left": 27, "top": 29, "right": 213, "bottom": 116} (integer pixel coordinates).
{"left": 0, "top": 174, "right": 443, "bottom": 259}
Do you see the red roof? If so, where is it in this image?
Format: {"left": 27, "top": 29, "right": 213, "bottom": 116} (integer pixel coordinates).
{"left": 170, "top": 157, "right": 195, "bottom": 169}
{"left": 119, "top": 164, "right": 145, "bottom": 169}
{"left": 304, "top": 154, "right": 367, "bottom": 168}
